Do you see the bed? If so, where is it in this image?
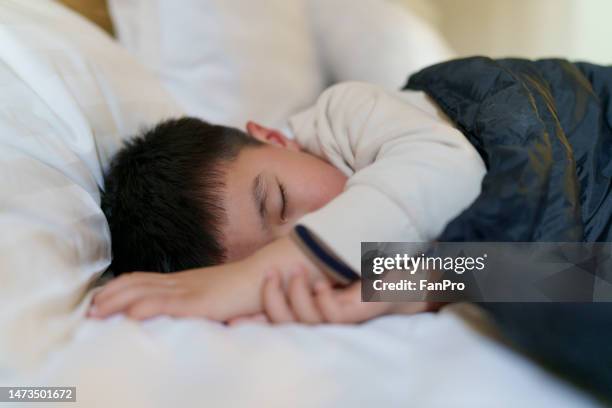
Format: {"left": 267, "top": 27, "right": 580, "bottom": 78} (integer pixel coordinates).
{"left": 0, "top": 1, "right": 602, "bottom": 406}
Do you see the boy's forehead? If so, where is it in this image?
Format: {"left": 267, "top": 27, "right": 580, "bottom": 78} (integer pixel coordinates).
{"left": 229, "top": 145, "right": 283, "bottom": 180}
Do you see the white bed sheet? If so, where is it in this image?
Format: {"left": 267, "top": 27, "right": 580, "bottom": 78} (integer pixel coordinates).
{"left": 1, "top": 304, "right": 598, "bottom": 408}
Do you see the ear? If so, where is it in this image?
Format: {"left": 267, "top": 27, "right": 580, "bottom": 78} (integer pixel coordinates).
{"left": 246, "top": 121, "right": 301, "bottom": 151}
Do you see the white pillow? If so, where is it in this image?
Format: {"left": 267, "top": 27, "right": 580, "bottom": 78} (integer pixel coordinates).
{"left": 108, "top": 0, "right": 325, "bottom": 129}
{"left": 308, "top": 0, "right": 456, "bottom": 90}
{"left": 0, "top": 0, "right": 182, "bottom": 368}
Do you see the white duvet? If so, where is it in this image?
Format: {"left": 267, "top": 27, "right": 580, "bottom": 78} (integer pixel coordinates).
{"left": 0, "top": 1, "right": 600, "bottom": 407}
{"left": 4, "top": 306, "right": 598, "bottom": 408}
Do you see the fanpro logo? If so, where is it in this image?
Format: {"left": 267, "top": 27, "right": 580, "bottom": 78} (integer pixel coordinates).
{"left": 372, "top": 253, "right": 487, "bottom": 275}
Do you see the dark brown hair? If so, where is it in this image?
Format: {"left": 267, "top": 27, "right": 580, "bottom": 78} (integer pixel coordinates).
{"left": 101, "top": 117, "right": 262, "bottom": 275}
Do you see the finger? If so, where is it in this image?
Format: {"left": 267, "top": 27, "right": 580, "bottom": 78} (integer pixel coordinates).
{"left": 93, "top": 272, "right": 165, "bottom": 304}
{"left": 90, "top": 286, "right": 174, "bottom": 318}
{"left": 227, "top": 313, "right": 270, "bottom": 327}
{"left": 247, "top": 313, "right": 270, "bottom": 323}
{"left": 287, "top": 271, "right": 323, "bottom": 324}
{"left": 335, "top": 281, "right": 388, "bottom": 321}
{"left": 334, "top": 280, "right": 363, "bottom": 303}
{"left": 314, "top": 280, "right": 345, "bottom": 323}
{"left": 124, "top": 295, "right": 171, "bottom": 320}
{"left": 319, "top": 281, "right": 390, "bottom": 323}
{"left": 262, "top": 272, "right": 295, "bottom": 324}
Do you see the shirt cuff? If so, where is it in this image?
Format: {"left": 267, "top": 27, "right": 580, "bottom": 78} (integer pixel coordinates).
{"left": 289, "top": 226, "right": 360, "bottom": 286}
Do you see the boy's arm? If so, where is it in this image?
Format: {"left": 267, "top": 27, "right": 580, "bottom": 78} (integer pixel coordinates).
{"left": 88, "top": 232, "right": 433, "bottom": 323}
{"left": 288, "top": 81, "right": 487, "bottom": 277}
{"left": 88, "top": 234, "right": 327, "bottom": 321}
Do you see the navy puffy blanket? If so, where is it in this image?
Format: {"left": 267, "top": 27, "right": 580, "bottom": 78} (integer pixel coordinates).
{"left": 404, "top": 57, "right": 612, "bottom": 400}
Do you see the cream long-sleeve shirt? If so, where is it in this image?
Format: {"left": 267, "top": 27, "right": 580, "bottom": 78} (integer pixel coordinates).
{"left": 286, "top": 82, "right": 487, "bottom": 282}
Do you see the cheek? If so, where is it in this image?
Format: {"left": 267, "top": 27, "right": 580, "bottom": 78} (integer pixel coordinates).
{"left": 302, "top": 163, "right": 348, "bottom": 212}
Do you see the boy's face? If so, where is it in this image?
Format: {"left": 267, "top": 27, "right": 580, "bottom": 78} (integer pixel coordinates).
{"left": 221, "top": 121, "right": 348, "bottom": 262}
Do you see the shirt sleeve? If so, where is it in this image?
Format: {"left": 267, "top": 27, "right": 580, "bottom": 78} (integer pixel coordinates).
{"left": 288, "top": 81, "right": 487, "bottom": 281}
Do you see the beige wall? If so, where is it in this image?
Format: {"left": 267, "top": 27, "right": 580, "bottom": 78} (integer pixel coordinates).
{"left": 405, "top": 0, "right": 612, "bottom": 64}
{"left": 57, "top": 0, "right": 114, "bottom": 35}
{"left": 58, "top": 0, "right": 612, "bottom": 64}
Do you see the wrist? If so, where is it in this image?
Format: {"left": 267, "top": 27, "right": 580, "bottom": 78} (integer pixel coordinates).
{"left": 220, "top": 259, "right": 266, "bottom": 315}
{"left": 248, "top": 235, "right": 327, "bottom": 286}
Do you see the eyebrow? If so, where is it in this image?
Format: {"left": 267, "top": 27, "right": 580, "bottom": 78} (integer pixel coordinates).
{"left": 252, "top": 172, "right": 268, "bottom": 230}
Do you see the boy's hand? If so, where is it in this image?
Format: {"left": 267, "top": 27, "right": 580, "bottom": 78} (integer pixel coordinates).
{"left": 88, "top": 259, "right": 262, "bottom": 321}
{"left": 228, "top": 270, "right": 434, "bottom": 326}
{"left": 263, "top": 271, "right": 386, "bottom": 324}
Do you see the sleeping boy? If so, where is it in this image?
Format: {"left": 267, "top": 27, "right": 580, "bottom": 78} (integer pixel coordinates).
{"left": 88, "top": 81, "right": 487, "bottom": 324}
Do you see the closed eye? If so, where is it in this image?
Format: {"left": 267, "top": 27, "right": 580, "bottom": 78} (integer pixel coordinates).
{"left": 278, "top": 179, "right": 288, "bottom": 221}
